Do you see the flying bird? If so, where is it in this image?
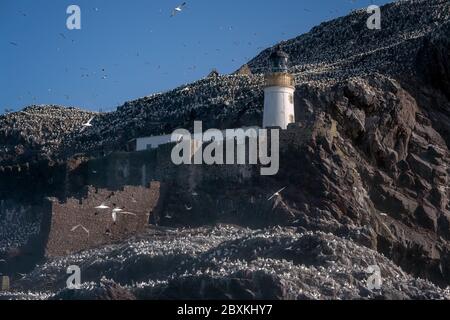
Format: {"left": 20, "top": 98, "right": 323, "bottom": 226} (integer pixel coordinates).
{"left": 171, "top": 2, "right": 186, "bottom": 17}
{"left": 267, "top": 187, "right": 287, "bottom": 201}
{"left": 122, "top": 212, "right": 137, "bottom": 216}
{"left": 110, "top": 208, "right": 136, "bottom": 222}
{"left": 111, "top": 208, "right": 123, "bottom": 222}
{"left": 95, "top": 203, "right": 109, "bottom": 210}
{"left": 71, "top": 224, "right": 90, "bottom": 235}
{"left": 9, "top": 42, "right": 18, "bottom": 46}
{"left": 80, "top": 117, "right": 95, "bottom": 132}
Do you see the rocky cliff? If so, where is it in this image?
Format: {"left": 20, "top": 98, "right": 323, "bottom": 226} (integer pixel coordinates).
{"left": 1, "top": 0, "right": 450, "bottom": 299}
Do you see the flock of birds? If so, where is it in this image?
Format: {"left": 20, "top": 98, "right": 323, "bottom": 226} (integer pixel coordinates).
{"left": 69, "top": 186, "right": 286, "bottom": 235}
{"left": 69, "top": 203, "right": 138, "bottom": 236}
{"left": 80, "top": 117, "right": 95, "bottom": 132}
{"left": 3, "top": 225, "right": 450, "bottom": 300}
{"left": 2, "top": 0, "right": 450, "bottom": 299}
{"left": 0, "top": 74, "right": 265, "bottom": 168}
{"left": 1, "top": 0, "right": 447, "bottom": 237}
{"left": 247, "top": 0, "right": 448, "bottom": 86}
{"left": 4, "top": 0, "right": 369, "bottom": 110}
{"left": 25, "top": 0, "right": 443, "bottom": 160}
{"left": 170, "top": 2, "right": 187, "bottom": 17}
{"left": 0, "top": 207, "right": 41, "bottom": 251}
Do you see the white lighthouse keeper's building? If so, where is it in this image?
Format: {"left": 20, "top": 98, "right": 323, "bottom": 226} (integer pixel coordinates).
{"left": 263, "top": 47, "right": 296, "bottom": 129}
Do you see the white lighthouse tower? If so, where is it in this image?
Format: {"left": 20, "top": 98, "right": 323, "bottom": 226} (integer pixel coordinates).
{"left": 263, "top": 47, "right": 296, "bottom": 129}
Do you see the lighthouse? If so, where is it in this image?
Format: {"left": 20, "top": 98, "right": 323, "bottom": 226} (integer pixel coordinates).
{"left": 263, "top": 47, "right": 296, "bottom": 129}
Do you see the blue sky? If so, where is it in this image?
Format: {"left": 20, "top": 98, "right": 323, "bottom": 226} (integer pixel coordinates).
{"left": 0, "top": 0, "right": 392, "bottom": 114}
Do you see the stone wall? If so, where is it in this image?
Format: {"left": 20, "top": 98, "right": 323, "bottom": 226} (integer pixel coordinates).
{"left": 0, "top": 121, "right": 316, "bottom": 260}
{"left": 44, "top": 183, "right": 163, "bottom": 257}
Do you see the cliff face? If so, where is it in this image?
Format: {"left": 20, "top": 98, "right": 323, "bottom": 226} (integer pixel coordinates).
{"left": 1, "top": 0, "right": 450, "bottom": 299}
{"left": 238, "top": 0, "right": 450, "bottom": 286}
